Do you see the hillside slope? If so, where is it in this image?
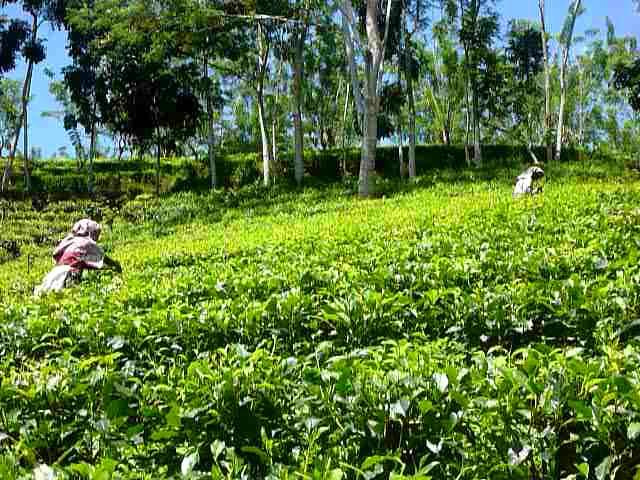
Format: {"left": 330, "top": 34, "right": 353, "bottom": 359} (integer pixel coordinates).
{"left": 2, "top": 163, "right": 640, "bottom": 478}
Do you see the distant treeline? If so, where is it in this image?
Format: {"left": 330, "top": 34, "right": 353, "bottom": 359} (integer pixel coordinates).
{"left": 1, "top": 145, "right": 603, "bottom": 198}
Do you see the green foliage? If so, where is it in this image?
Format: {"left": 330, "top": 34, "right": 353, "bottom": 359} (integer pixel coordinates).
{"left": 3, "top": 146, "right": 596, "bottom": 196}
{"left": 1, "top": 163, "right": 639, "bottom": 478}
{"left": 0, "top": 78, "right": 21, "bottom": 157}
{"left": 614, "top": 57, "right": 640, "bottom": 112}
{"left": 0, "top": 15, "right": 28, "bottom": 74}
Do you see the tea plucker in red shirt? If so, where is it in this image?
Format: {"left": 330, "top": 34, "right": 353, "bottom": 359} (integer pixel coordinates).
{"left": 35, "top": 218, "right": 121, "bottom": 295}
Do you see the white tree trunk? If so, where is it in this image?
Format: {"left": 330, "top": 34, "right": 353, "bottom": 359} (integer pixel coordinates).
{"left": 340, "top": 0, "right": 392, "bottom": 197}
{"left": 341, "top": 82, "right": 350, "bottom": 175}
{"left": 257, "top": 91, "right": 270, "bottom": 186}
{"left": 472, "top": 76, "right": 482, "bottom": 167}
{"left": 88, "top": 103, "right": 97, "bottom": 194}
{"left": 401, "top": 2, "right": 416, "bottom": 179}
{"left": 154, "top": 137, "right": 160, "bottom": 197}
{"left": 207, "top": 114, "right": 216, "bottom": 189}
{"left": 23, "top": 88, "right": 31, "bottom": 192}
{"left": 360, "top": 96, "right": 378, "bottom": 196}
{"left": 271, "top": 120, "right": 277, "bottom": 168}
{"left": 556, "top": 63, "right": 567, "bottom": 162}
{"left": 539, "top": 0, "right": 553, "bottom": 162}
{"left": 398, "top": 128, "right": 405, "bottom": 178}
{"left": 204, "top": 55, "right": 217, "bottom": 189}
{"left": 292, "top": 26, "right": 306, "bottom": 186}
{"left": 257, "top": 23, "right": 271, "bottom": 186}
{"left": 555, "top": 0, "right": 582, "bottom": 162}
{"left": 406, "top": 76, "right": 417, "bottom": 178}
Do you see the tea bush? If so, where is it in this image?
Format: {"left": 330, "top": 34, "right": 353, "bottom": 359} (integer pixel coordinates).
{"left": 5, "top": 145, "right": 599, "bottom": 196}
{"left": 1, "top": 162, "right": 639, "bottom": 478}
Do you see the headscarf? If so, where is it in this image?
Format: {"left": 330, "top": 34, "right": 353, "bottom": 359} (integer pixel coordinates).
{"left": 53, "top": 218, "right": 105, "bottom": 269}
{"left": 71, "top": 219, "right": 102, "bottom": 240}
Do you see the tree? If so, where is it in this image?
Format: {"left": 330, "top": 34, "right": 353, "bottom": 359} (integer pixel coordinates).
{"left": 42, "top": 70, "right": 87, "bottom": 168}
{"left": 538, "top": 0, "right": 552, "bottom": 161}
{"left": 614, "top": 54, "right": 640, "bottom": 167}
{"left": 289, "top": 0, "right": 315, "bottom": 186}
{"left": 64, "top": 0, "right": 203, "bottom": 195}
{"left": 570, "top": 29, "right": 604, "bottom": 148}
{"left": 0, "top": 14, "right": 28, "bottom": 76}
{"left": 304, "top": 25, "right": 347, "bottom": 153}
{"left": 455, "top": 0, "right": 500, "bottom": 166}
{"left": 399, "top": 0, "right": 428, "bottom": 178}
{"left": 256, "top": 21, "right": 272, "bottom": 185}
{"left": 424, "top": 10, "right": 464, "bottom": 147}
{"left": 614, "top": 58, "right": 640, "bottom": 113}
{"left": 555, "top": 0, "right": 583, "bottom": 161}
{"left": 0, "top": 78, "right": 21, "bottom": 158}
{"left": 379, "top": 81, "right": 406, "bottom": 174}
{"left": 252, "top": 0, "right": 291, "bottom": 186}
{"left": 62, "top": 0, "right": 249, "bottom": 192}
{"left": 171, "top": 0, "right": 249, "bottom": 190}
{"left": 0, "top": 0, "right": 58, "bottom": 192}
{"left": 339, "top": 0, "right": 395, "bottom": 197}
{"left": 503, "top": 20, "right": 544, "bottom": 162}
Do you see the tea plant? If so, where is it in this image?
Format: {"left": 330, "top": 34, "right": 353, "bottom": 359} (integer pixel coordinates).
{"left": 1, "top": 163, "right": 640, "bottom": 478}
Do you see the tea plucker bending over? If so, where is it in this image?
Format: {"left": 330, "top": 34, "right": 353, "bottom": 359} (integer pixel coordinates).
{"left": 35, "top": 218, "right": 121, "bottom": 295}
{"left": 513, "top": 166, "right": 545, "bottom": 198}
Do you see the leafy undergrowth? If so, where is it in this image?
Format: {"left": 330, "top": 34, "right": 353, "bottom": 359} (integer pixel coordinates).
{"left": 2, "top": 163, "right": 640, "bottom": 479}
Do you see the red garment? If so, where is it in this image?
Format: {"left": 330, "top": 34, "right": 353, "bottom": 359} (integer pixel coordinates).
{"left": 54, "top": 237, "right": 104, "bottom": 272}
{"left": 35, "top": 219, "right": 106, "bottom": 296}
{"left": 52, "top": 219, "right": 105, "bottom": 272}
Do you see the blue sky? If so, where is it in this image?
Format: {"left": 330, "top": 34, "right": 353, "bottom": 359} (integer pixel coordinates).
{"left": 3, "top": 1, "right": 640, "bottom": 158}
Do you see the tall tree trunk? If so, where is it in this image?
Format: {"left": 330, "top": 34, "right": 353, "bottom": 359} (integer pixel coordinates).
{"left": 460, "top": 0, "right": 482, "bottom": 167}
{"left": 292, "top": 25, "right": 306, "bottom": 186}
{"left": 407, "top": 76, "right": 417, "bottom": 178}
{"left": 464, "top": 108, "right": 471, "bottom": 166}
{"left": 462, "top": 62, "right": 472, "bottom": 165}
{"left": 460, "top": 0, "right": 471, "bottom": 167}
{"left": 398, "top": 127, "right": 405, "bottom": 178}
{"left": 271, "top": 59, "right": 284, "bottom": 171}
{"left": 442, "top": 126, "right": 451, "bottom": 145}
{"left": 445, "top": 91, "right": 454, "bottom": 146}
{"left": 539, "top": 0, "right": 553, "bottom": 162}
{"left": 555, "top": 0, "right": 582, "bottom": 162}
{"left": 271, "top": 119, "right": 277, "bottom": 168}
{"left": 341, "top": 82, "right": 350, "bottom": 176}
{"left": 88, "top": 104, "right": 97, "bottom": 194}
{"left": 464, "top": 77, "right": 472, "bottom": 166}
{"left": 207, "top": 116, "right": 216, "bottom": 189}
{"left": 204, "top": 54, "right": 217, "bottom": 189}
{"left": 257, "top": 87, "right": 270, "bottom": 186}
{"left": 340, "top": 0, "right": 392, "bottom": 197}
{"left": 271, "top": 100, "right": 277, "bottom": 169}
{"left": 363, "top": 0, "right": 391, "bottom": 196}
{"left": 556, "top": 65, "right": 567, "bottom": 162}
{"left": 401, "top": 3, "right": 416, "bottom": 179}
{"left": 473, "top": 86, "right": 482, "bottom": 167}
{"left": 257, "top": 22, "right": 271, "bottom": 186}
{"left": 578, "top": 65, "right": 586, "bottom": 147}
{"left": 23, "top": 91, "right": 31, "bottom": 192}
{"left": 155, "top": 141, "right": 161, "bottom": 197}
{"left": 360, "top": 94, "right": 377, "bottom": 196}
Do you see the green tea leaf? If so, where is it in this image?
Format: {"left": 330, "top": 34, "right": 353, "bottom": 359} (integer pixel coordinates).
{"left": 629, "top": 423, "right": 640, "bottom": 440}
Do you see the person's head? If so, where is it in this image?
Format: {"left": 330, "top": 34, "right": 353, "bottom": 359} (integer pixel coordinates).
{"left": 72, "top": 219, "right": 102, "bottom": 241}
{"left": 529, "top": 166, "right": 545, "bottom": 180}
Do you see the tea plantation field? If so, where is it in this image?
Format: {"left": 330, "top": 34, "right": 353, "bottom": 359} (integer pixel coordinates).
{"left": 2, "top": 164, "right": 640, "bottom": 479}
